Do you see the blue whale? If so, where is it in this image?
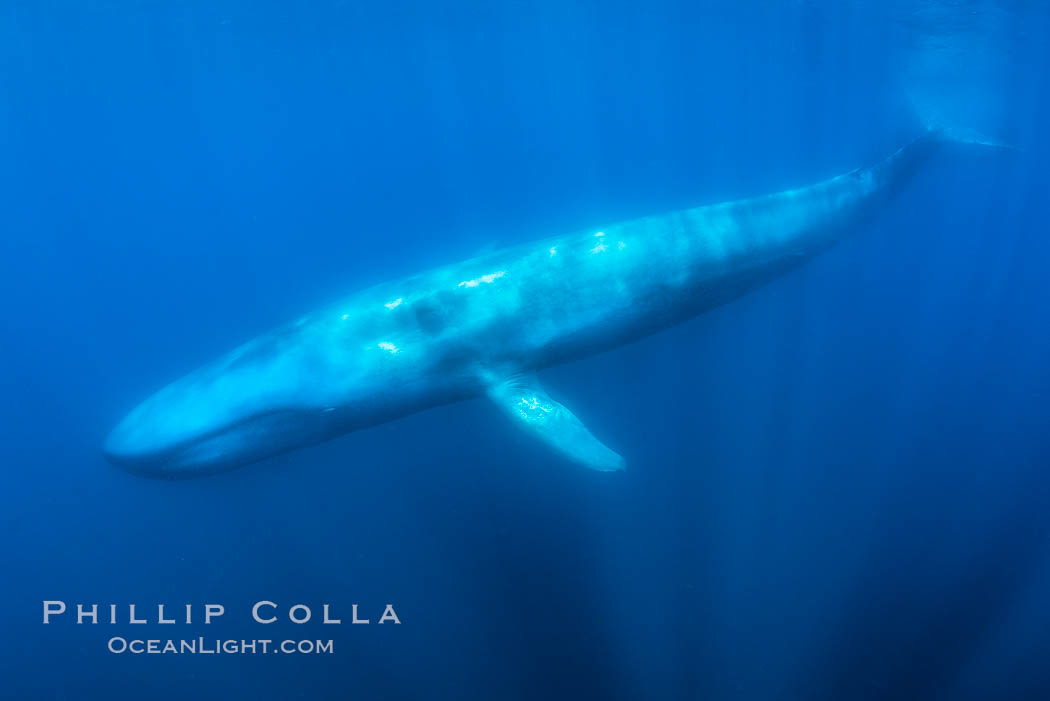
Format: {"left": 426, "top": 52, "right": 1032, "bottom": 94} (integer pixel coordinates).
{"left": 104, "top": 129, "right": 994, "bottom": 476}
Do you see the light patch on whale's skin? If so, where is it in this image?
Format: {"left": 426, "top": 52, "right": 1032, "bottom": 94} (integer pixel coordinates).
{"left": 457, "top": 271, "right": 505, "bottom": 288}
{"left": 105, "top": 132, "right": 957, "bottom": 477}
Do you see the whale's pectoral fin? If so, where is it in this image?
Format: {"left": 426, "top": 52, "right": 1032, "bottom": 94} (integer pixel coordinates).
{"left": 486, "top": 374, "right": 625, "bottom": 472}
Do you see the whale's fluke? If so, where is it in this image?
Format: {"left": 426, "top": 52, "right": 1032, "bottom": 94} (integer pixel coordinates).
{"left": 486, "top": 374, "right": 625, "bottom": 472}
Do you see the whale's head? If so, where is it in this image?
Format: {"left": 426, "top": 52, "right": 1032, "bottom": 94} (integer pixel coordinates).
{"left": 104, "top": 328, "right": 358, "bottom": 478}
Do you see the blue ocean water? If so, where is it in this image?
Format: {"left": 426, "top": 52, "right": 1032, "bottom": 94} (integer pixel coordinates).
{"left": 2, "top": 0, "right": 1048, "bottom": 698}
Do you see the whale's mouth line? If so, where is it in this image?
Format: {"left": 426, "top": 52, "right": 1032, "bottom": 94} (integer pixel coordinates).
{"left": 105, "top": 407, "right": 324, "bottom": 478}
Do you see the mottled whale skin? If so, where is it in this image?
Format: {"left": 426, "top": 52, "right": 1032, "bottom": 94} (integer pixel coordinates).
{"left": 105, "top": 131, "right": 958, "bottom": 476}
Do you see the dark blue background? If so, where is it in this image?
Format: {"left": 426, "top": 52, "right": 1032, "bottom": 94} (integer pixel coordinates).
{"left": 2, "top": 1, "right": 1048, "bottom": 698}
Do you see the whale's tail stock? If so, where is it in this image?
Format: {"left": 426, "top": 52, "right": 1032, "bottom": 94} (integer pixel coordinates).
{"left": 860, "top": 102, "right": 1019, "bottom": 208}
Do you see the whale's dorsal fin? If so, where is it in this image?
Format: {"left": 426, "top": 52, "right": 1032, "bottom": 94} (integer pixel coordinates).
{"left": 486, "top": 373, "right": 625, "bottom": 472}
